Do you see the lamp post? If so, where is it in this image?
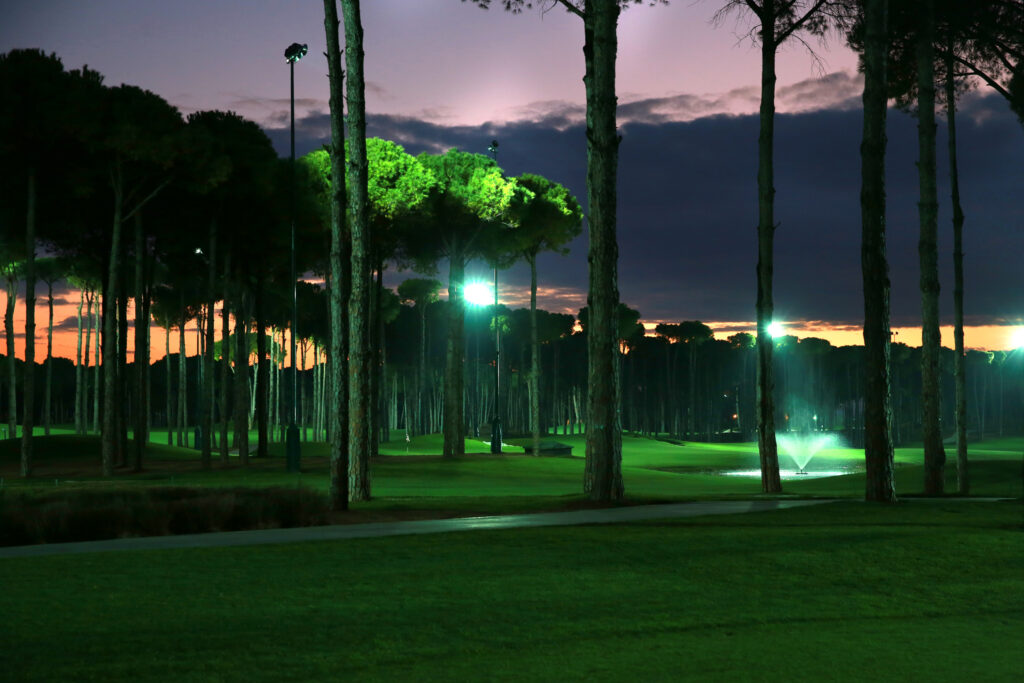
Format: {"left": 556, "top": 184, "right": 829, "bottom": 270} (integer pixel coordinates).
{"left": 285, "top": 41, "right": 307, "bottom": 473}
{"left": 486, "top": 140, "right": 502, "bottom": 454}
{"left": 464, "top": 281, "right": 501, "bottom": 452}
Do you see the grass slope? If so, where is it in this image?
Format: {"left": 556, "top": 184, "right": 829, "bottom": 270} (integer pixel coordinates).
{"left": 1, "top": 433, "right": 1021, "bottom": 506}
{"left": 2, "top": 501, "right": 1021, "bottom": 681}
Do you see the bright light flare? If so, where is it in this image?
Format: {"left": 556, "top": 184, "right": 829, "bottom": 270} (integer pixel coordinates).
{"left": 463, "top": 282, "right": 494, "bottom": 306}
{"left": 766, "top": 321, "right": 784, "bottom": 338}
{"left": 1011, "top": 327, "right": 1024, "bottom": 349}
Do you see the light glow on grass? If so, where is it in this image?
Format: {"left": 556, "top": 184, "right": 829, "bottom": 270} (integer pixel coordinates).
{"left": 721, "top": 468, "right": 851, "bottom": 480}
{"left": 463, "top": 281, "right": 494, "bottom": 306}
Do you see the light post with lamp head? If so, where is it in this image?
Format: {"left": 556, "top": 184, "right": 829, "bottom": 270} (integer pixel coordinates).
{"left": 285, "top": 41, "right": 306, "bottom": 473}
{"left": 464, "top": 281, "right": 502, "bottom": 453}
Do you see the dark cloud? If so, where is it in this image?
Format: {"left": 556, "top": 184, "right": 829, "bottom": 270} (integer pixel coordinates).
{"left": 54, "top": 315, "right": 81, "bottom": 332}
{"left": 263, "top": 90, "right": 1024, "bottom": 329}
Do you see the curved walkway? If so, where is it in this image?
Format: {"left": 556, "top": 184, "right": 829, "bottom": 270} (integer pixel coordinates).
{"left": 0, "top": 499, "right": 834, "bottom": 559}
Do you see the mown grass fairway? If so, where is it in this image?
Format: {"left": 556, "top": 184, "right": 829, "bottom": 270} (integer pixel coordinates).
{"left": 2, "top": 501, "right": 1022, "bottom": 681}
{"left": 2, "top": 431, "right": 1021, "bottom": 506}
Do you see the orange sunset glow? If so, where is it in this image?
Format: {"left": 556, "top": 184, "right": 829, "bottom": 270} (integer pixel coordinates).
{"left": 4, "top": 290, "right": 1020, "bottom": 367}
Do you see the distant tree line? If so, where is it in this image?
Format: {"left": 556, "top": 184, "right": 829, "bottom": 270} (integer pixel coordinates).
{"left": 3, "top": 0, "right": 1022, "bottom": 506}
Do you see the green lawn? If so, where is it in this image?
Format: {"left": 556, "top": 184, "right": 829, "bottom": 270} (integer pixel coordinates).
{"left": 2, "top": 431, "right": 1021, "bottom": 508}
{"left": 2, "top": 501, "right": 1021, "bottom": 681}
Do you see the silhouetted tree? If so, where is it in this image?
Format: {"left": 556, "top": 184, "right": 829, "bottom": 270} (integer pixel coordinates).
{"left": 713, "top": 0, "right": 834, "bottom": 493}
{"left": 470, "top": 0, "right": 668, "bottom": 500}
{"left": 0, "top": 49, "right": 73, "bottom": 474}
{"left": 511, "top": 173, "right": 583, "bottom": 458}
{"left": 35, "top": 257, "right": 66, "bottom": 436}
{"left": 323, "top": 0, "right": 350, "bottom": 510}
{"left": 410, "top": 149, "right": 518, "bottom": 457}
{"left": 846, "top": 0, "right": 899, "bottom": 502}
{"left": 397, "top": 278, "right": 442, "bottom": 436}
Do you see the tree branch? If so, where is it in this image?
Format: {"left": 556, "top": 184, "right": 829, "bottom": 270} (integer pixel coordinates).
{"left": 555, "top": 0, "right": 584, "bottom": 19}
{"left": 123, "top": 178, "right": 172, "bottom": 223}
{"left": 777, "top": 0, "right": 830, "bottom": 44}
{"left": 952, "top": 54, "right": 1013, "bottom": 100}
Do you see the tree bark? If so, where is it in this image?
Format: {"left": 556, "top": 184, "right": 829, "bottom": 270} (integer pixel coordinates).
{"left": 418, "top": 305, "right": 428, "bottom": 436}
{"left": 102, "top": 170, "right": 124, "bottom": 476}
{"left": 117, "top": 264, "right": 129, "bottom": 466}
{"left": 754, "top": 7, "right": 782, "bottom": 494}
{"left": 343, "top": 0, "right": 371, "bottom": 501}
{"left": 530, "top": 253, "right": 541, "bottom": 458}
{"left": 256, "top": 277, "right": 269, "bottom": 458}
{"left": 92, "top": 296, "right": 100, "bottom": 434}
{"left": 132, "top": 211, "right": 148, "bottom": 471}
{"left": 165, "top": 324, "right": 172, "bottom": 445}
{"left": 75, "top": 289, "right": 83, "bottom": 434}
{"left": 44, "top": 281, "right": 53, "bottom": 437}
{"left": 177, "top": 299, "right": 187, "bottom": 448}
{"left": 220, "top": 249, "right": 231, "bottom": 462}
{"left": 5, "top": 273, "right": 17, "bottom": 442}
{"left": 234, "top": 303, "right": 249, "bottom": 465}
{"left": 582, "top": 1, "right": 624, "bottom": 501}
{"left": 917, "top": 0, "right": 946, "bottom": 495}
{"left": 946, "top": 46, "right": 969, "bottom": 495}
{"left": 21, "top": 168, "right": 36, "bottom": 476}
{"left": 370, "top": 265, "right": 383, "bottom": 456}
{"left": 861, "top": 0, "right": 897, "bottom": 503}
{"left": 202, "top": 222, "right": 217, "bottom": 468}
{"left": 443, "top": 249, "right": 466, "bottom": 457}
{"left": 324, "top": 0, "right": 350, "bottom": 510}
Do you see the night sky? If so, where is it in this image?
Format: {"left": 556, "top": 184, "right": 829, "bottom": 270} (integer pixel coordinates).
{"left": 3, "top": 0, "right": 1022, "bottom": 352}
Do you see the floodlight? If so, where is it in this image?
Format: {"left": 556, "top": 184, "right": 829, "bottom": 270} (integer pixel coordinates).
{"left": 464, "top": 282, "right": 494, "bottom": 306}
{"left": 767, "top": 321, "right": 784, "bottom": 338}
{"left": 1011, "top": 327, "right": 1024, "bottom": 350}
{"left": 285, "top": 43, "right": 308, "bottom": 63}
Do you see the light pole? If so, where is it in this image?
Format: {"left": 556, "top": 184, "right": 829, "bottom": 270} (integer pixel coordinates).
{"left": 486, "top": 140, "right": 502, "bottom": 454}
{"left": 285, "top": 41, "right": 307, "bottom": 473}
{"left": 464, "top": 281, "right": 501, "bottom": 453}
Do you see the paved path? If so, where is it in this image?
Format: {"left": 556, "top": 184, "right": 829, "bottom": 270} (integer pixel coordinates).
{"left": 0, "top": 499, "right": 835, "bottom": 559}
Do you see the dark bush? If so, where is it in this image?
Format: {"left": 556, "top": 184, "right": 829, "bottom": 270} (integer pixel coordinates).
{"left": 0, "top": 486, "right": 331, "bottom": 546}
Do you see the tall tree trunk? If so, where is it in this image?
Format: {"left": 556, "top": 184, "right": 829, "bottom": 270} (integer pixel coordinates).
{"left": 202, "top": 222, "right": 217, "bottom": 468}
{"left": 220, "top": 250, "right": 231, "bottom": 462}
{"left": 74, "top": 289, "right": 83, "bottom": 434}
{"left": 917, "top": 0, "right": 946, "bottom": 495}
{"left": 324, "top": 0, "right": 350, "bottom": 509}
{"left": 529, "top": 253, "right": 541, "bottom": 457}
{"left": 132, "top": 212, "right": 148, "bottom": 471}
{"left": 754, "top": 11, "right": 782, "bottom": 494}
{"left": 370, "top": 265, "right": 383, "bottom": 456}
{"left": 178, "top": 301, "right": 187, "bottom": 448}
{"left": 117, "top": 261, "right": 129, "bottom": 466}
{"left": 256, "top": 277, "right": 269, "bottom": 458}
{"left": 165, "top": 324, "right": 172, "bottom": 445}
{"left": 418, "top": 305, "right": 427, "bottom": 437}
{"left": 946, "top": 46, "right": 969, "bottom": 495}
{"left": 234, "top": 303, "right": 249, "bottom": 465}
{"left": 860, "top": 0, "right": 897, "bottom": 503}
{"left": 21, "top": 168, "right": 36, "bottom": 476}
{"left": 44, "top": 281, "right": 53, "bottom": 437}
{"left": 299, "top": 340, "right": 307, "bottom": 441}
{"left": 443, "top": 249, "right": 466, "bottom": 457}
{"left": 5, "top": 274, "right": 17, "bottom": 442}
{"left": 102, "top": 172, "right": 124, "bottom": 476}
{"left": 92, "top": 296, "right": 100, "bottom": 434}
{"left": 582, "top": 1, "right": 624, "bottom": 501}
{"left": 269, "top": 325, "right": 278, "bottom": 439}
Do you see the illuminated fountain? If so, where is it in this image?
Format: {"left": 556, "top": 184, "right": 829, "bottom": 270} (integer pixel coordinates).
{"left": 776, "top": 431, "right": 838, "bottom": 475}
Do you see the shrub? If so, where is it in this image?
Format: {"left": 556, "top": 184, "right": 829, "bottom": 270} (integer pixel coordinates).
{"left": 0, "top": 486, "right": 332, "bottom": 546}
